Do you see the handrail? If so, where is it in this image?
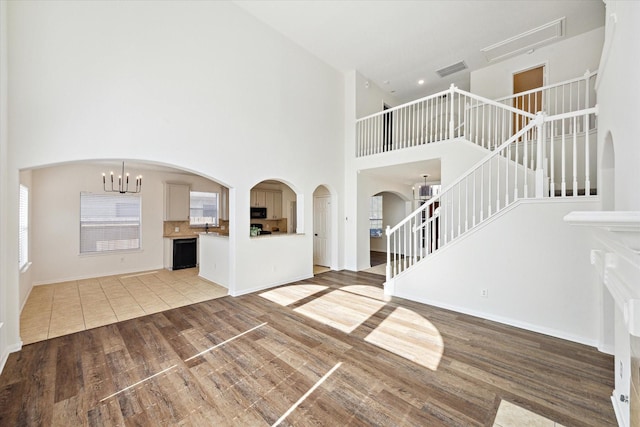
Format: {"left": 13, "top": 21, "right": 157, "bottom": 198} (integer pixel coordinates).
{"left": 357, "top": 88, "right": 451, "bottom": 122}
{"left": 356, "top": 85, "right": 536, "bottom": 123}
{"left": 494, "top": 70, "right": 598, "bottom": 103}
{"left": 385, "top": 106, "right": 598, "bottom": 282}
{"left": 387, "top": 120, "right": 537, "bottom": 235}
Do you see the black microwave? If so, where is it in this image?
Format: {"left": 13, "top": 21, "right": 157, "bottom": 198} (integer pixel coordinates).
{"left": 250, "top": 207, "right": 267, "bottom": 219}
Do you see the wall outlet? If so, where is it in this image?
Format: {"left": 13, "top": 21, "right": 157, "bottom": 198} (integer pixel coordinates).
{"left": 174, "top": 227, "right": 179, "bottom": 232}
{"left": 480, "top": 288, "right": 488, "bottom": 298}
{"left": 220, "top": 225, "right": 225, "bottom": 230}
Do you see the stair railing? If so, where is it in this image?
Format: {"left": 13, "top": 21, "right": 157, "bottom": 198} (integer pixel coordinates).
{"left": 385, "top": 120, "right": 537, "bottom": 282}
{"left": 494, "top": 70, "right": 597, "bottom": 117}
{"left": 385, "top": 106, "right": 598, "bottom": 282}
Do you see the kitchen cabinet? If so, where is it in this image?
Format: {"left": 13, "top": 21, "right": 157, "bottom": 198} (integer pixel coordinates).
{"left": 164, "top": 183, "right": 190, "bottom": 221}
{"left": 266, "top": 191, "right": 282, "bottom": 219}
{"left": 251, "top": 188, "right": 283, "bottom": 218}
{"left": 251, "top": 190, "right": 266, "bottom": 207}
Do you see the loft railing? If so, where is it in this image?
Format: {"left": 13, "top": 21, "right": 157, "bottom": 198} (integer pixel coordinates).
{"left": 385, "top": 107, "right": 598, "bottom": 282}
{"left": 356, "top": 70, "right": 597, "bottom": 158}
{"left": 355, "top": 85, "right": 535, "bottom": 156}
{"left": 495, "top": 70, "right": 597, "bottom": 117}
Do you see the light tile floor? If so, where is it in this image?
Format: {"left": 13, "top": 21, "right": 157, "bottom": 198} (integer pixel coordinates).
{"left": 493, "top": 400, "right": 567, "bottom": 426}
{"left": 20, "top": 268, "right": 228, "bottom": 345}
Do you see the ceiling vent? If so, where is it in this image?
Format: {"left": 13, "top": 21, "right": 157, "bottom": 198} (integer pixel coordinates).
{"left": 481, "top": 17, "right": 565, "bottom": 63}
{"left": 436, "top": 60, "right": 468, "bottom": 78}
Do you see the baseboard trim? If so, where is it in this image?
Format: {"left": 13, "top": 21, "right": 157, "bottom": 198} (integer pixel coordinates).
{"left": 31, "top": 265, "right": 166, "bottom": 286}
{"left": 393, "top": 290, "right": 600, "bottom": 349}
{"left": 0, "top": 341, "right": 23, "bottom": 376}
{"left": 230, "top": 273, "right": 314, "bottom": 297}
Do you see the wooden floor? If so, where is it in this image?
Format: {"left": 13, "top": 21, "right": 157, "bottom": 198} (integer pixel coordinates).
{"left": 0, "top": 271, "right": 615, "bottom": 426}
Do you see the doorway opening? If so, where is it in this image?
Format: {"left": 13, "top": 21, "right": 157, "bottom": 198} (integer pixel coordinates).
{"left": 513, "top": 64, "right": 545, "bottom": 135}
{"left": 313, "top": 185, "right": 332, "bottom": 274}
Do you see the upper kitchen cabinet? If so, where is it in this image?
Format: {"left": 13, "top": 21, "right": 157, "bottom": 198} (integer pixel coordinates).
{"left": 251, "top": 190, "right": 267, "bottom": 207}
{"left": 164, "top": 183, "right": 190, "bottom": 221}
{"left": 265, "top": 191, "right": 282, "bottom": 219}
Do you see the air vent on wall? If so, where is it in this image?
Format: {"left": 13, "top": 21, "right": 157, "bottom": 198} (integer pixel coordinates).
{"left": 481, "top": 17, "right": 565, "bottom": 63}
{"left": 436, "top": 61, "right": 468, "bottom": 78}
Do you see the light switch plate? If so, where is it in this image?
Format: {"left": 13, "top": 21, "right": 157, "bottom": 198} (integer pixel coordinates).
{"left": 174, "top": 227, "right": 179, "bottom": 232}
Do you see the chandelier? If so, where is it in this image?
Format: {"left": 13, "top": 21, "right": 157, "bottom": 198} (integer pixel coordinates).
{"left": 102, "top": 162, "right": 142, "bottom": 194}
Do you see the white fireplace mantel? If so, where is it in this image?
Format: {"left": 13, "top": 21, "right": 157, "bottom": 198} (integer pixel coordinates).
{"left": 565, "top": 211, "right": 640, "bottom": 337}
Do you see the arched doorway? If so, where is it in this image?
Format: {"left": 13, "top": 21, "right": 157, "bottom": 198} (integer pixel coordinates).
{"left": 601, "top": 131, "right": 615, "bottom": 210}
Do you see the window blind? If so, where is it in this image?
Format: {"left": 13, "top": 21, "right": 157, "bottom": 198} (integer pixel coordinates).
{"left": 190, "top": 191, "right": 219, "bottom": 226}
{"left": 80, "top": 192, "right": 141, "bottom": 254}
{"left": 19, "top": 185, "right": 28, "bottom": 268}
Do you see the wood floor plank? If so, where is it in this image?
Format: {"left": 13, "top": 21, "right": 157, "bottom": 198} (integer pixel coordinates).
{"left": 1, "top": 270, "right": 616, "bottom": 426}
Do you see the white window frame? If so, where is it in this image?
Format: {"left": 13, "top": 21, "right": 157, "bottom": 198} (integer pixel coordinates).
{"left": 190, "top": 191, "right": 219, "bottom": 227}
{"left": 80, "top": 192, "right": 142, "bottom": 254}
{"left": 370, "top": 195, "right": 383, "bottom": 238}
{"left": 19, "top": 184, "right": 29, "bottom": 269}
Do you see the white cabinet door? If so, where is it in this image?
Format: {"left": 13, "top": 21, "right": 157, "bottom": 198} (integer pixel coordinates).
{"left": 273, "top": 192, "right": 282, "bottom": 219}
{"left": 251, "top": 190, "right": 266, "bottom": 207}
{"left": 265, "top": 192, "right": 274, "bottom": 218}
{"left": 165, "top": 183, "right": 190, "bottom": 221}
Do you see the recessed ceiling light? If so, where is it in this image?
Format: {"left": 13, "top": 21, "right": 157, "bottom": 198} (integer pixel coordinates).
{"left": 383, "top": 80, "right": 390, "bottom": 85}
{"left": 418, "top": 79, "right": 425, "bottom": 85}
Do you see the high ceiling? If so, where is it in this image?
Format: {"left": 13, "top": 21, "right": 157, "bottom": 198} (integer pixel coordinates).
{"left": 234, "top": 0, "right": 605, "bottom": 101}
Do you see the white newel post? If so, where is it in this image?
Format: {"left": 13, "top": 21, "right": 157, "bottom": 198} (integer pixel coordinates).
{"left": 384, "top": 225, "right": 394, "bottom": 296}
{"left": 584, "top": 69, "right": 591, "bottom": 193}
{"left": 535, "top": 112, "right": 545, "bottom": 198}
{"left": 385, "top": 225, "right": 391, "bottom": 282}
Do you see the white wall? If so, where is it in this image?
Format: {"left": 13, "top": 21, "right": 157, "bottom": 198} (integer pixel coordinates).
{"left": 356, "top": 71, "right": 401, "bottom": 119}
{"left": 2, "top": 0, "right": 345, "bottom": 363}
{"left": 595, "top": 1, "right": 640, "bottom": 211}
{"left": 0, "top": 0, "right": 21, "bottom": 374}
{"left": 393, "top": 198, "right": 602, "bottom": 345}
{"left": 7, "top": 1, "right": 344, "bottom": 292}
{"left": 470, "top": 27, "right": 605, "bottom": 99}
{"left": 30, "top": 163, "right": 222, "bottom": 285}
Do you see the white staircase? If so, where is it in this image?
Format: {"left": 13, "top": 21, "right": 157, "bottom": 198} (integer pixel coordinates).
{"left": 355, "top": 72, "right": 598, "bottom": 288}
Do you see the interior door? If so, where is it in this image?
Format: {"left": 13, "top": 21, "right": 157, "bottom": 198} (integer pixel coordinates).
{"left": 513, "top": 65, "right": 544, "bottom": 135}
{"left": 313, "top": 196, "right": 331, "bottom": 267}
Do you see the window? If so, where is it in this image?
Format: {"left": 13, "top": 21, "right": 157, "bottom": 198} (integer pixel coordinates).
{"left": 190, "top": 191, "right": 219, "bottom": 226}
{"left": 370, "top": 195, "right": 383, "bottom": 238}
{"left": 19, "top": 184, "right": 29, "bottom": 268}
{"left": 80, "top": 193, "right": 141, "bottom": 253}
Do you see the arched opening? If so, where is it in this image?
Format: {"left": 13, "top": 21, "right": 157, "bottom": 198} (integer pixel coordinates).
{"left": 18, "top": 159, "right": 231, "bottom": 344}
{"left": 601, "top": 131, "right": 615, "bottom": 211}
{"left": 369, "top": 191, "right": 407, "bottom": 272}
{"left": 312, "top": 185, "right": 332, "bottom": 274}
{"left": 249, "top": 180, "right": 297, "bottom": 236}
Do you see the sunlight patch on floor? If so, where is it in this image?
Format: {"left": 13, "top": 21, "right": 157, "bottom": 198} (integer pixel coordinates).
{"left": 365, "top": 306, "right": 443, "bottom": 371}
{"left": 340, "top": 284, "right": 386, "bottom": 301}
{"left": 259, "top": 284, "right": 328, "bottom": 306}
{"left": 493, "top": 400, "right": 566, "bottom": 427}
{"left": 294, "top": 289, "right": 386, "bottom": 333}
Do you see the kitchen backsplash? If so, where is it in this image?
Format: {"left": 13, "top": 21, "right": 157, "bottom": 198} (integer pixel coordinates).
{"left": 163, "top": 220, "right": 229, "bottom": 237}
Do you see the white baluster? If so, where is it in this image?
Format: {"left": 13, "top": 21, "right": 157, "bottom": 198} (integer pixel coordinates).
{"left": 572, "top": 116, "right": 578, "bottom": 196}
{"left": 535, "top": 112, "right": 545, "bottom": 198}
{"left": 561, "top": 119, "right": 566, "bottom": 197}
{"left": 473, "top": 170, "right": 477, "bottom": 226}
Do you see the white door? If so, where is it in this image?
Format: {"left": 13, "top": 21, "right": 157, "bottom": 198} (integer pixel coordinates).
{"left": 313, "top": 196, "right": 331, "bottom": 267}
